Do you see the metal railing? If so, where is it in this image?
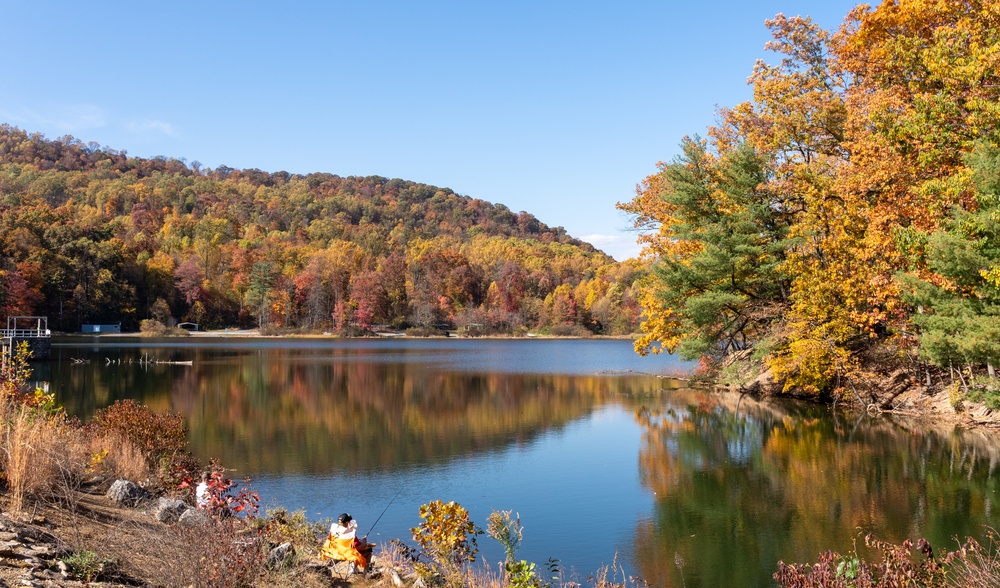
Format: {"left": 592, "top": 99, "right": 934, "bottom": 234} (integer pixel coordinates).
{"left": 0, "top": 328, "right": 51, "bottom": 338}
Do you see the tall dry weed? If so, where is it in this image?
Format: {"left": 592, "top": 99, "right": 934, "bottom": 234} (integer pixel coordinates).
{"left": 948, "top": 529, "right": 1000, "bottom": 588}
{"left": 373, "top": 542, "right": 507, "bottom": 588}
{"left": 152, "top": 519, "right": 268, "bottom": 588}
{"left": 462, "top": 563, "right": 507, "bottom": 588}
{"left": 589, "top": 554, "right": 648, "bottom": 588}
{"left": 1, "top": 401, "right": 88, "bottom": 513}
{"left": 88, "top": 433, "right": 150, "bottom": 483}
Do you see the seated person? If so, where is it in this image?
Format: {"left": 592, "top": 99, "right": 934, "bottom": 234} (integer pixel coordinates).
{"left": 195, "top": 471, "right": 211, "bottom": 509}
{"left": 320, "top": 513, "right": 373, "bottom": 570}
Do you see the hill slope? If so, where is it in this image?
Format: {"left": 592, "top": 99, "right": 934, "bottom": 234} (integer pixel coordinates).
{"left": 0, "top": 125, "right": 641, "bottom": 334}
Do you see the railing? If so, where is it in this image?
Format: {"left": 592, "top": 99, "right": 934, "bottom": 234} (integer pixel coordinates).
{"left": 0, "top": 328, "right": 51, "bottom": 338}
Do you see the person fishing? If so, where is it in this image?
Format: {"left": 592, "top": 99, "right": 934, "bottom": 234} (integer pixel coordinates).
{"left": 320, "top": 513, "right": 373, "bottom": 571}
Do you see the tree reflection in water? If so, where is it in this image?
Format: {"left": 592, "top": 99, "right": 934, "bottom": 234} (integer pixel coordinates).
{"left": 633, "top": 390, "right": 1000, "bottom": 588}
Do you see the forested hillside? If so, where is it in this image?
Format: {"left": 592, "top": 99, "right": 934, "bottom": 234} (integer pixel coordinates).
{"left": 0, "top": 125, "right": 641, "bottom": 335}
{"left": 620, "top": 1, "right": 1000, "bottom": 400}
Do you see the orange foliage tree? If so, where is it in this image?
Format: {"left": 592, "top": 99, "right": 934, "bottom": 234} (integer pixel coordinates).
{"left": 621, "top": 0, "right": 1000, "bottom": 395}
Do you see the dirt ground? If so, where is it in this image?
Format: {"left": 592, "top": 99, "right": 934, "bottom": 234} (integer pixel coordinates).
{"left": 0, "top": 488, "right": 366, "bottom": 588}
{"left": 0, "top": 490, "right": 161, "bottom": 587}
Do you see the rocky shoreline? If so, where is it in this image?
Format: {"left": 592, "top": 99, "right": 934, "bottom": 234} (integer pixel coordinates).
{"left": 0, "top": 511, "right": 85, "bottom": 588}
{"left": 0, "top": 479, "right": 378, "bottom": 588}
{"left": 714, "top": 351, "right": 1000, "bottom": 432}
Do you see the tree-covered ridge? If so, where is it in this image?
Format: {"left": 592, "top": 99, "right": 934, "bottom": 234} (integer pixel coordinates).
{"left": 620, "top": 0, "right": 1000, "bottom": 397}
{"left": 0, "top": 124, "right": 641, "bottom": 334}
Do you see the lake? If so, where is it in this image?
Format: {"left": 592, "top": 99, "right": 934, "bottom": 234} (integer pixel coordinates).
{"left": 38, "top": 337, "right": 1000, "bottom": 587}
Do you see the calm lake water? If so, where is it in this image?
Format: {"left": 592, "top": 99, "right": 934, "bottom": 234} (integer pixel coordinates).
{"left": 37, "top": 337, "right": 1000, "bottom": 587}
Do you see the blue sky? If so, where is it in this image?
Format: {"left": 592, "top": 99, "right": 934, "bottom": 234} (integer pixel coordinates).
{"left": 1, "top": 1, "right": 859, "bottom": 261}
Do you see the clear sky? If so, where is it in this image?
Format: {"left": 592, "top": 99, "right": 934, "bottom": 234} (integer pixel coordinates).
{"left": 1, "top": 1, "right": 860, "bottom": 261}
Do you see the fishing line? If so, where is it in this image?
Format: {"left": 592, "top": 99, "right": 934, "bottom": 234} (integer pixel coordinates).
{"left": 365, "top": 488, "right": 402, "bottom": 538}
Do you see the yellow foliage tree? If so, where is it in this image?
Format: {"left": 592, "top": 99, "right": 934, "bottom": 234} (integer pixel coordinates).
{"left": 625, "top": 1, "right": 1000, "bottom": 394}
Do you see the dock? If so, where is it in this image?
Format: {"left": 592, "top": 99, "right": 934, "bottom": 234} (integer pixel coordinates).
{"left": 1, "top": 316, "right": 51, "bottom": 361}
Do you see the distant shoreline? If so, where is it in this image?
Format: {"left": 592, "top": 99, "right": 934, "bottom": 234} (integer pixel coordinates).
{"left": 53, "top": 330, "right": 639, "bottom": 341}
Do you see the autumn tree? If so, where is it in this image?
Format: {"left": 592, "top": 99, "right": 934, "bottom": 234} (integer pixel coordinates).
{"left": 349, "top": 269, "right": 389, "bottom": 332}
{"left": 899, "top": 143, "right": 1000, "bottom": 386}
{"left": 624, "top": 1, "right": 1000, "bottom": 395}
{"left": 620, "top": 138, "right": 791, "bottom": 359}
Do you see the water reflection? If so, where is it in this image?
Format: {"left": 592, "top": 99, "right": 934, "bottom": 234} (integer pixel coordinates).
{"left": 37, "top": 340, "right": 1000, "bottom": 586}
{"left": 179, "top": 364, "right": 660, "bottom": 474}
{"left": 42, "top": 339, "right": 683, "bottom": 474}
{"left": 633, "top": 391, "right": 1000, "bottom": 588}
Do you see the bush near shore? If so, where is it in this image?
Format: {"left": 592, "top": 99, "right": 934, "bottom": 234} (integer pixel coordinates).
{"left": 0, "top": 343, "right": 998, "bottom": 587}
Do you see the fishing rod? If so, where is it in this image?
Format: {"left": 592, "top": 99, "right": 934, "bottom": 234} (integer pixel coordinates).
{"left": 365, "top": 489, "right": 402, "bottom": 538}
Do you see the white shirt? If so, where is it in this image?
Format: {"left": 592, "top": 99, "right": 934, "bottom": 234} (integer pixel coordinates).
{"left": 196, "top": 481, "right": 210, "bottom": 509}
{"left": 330, "top": 519, "right": 358, "bottom": 540}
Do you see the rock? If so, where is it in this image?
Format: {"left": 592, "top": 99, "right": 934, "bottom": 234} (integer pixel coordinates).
{"left": 15, "top": 527, "right": 57, "bottom": 545}
{"left": 178, "top": 508, "right": 211, "bottom": 526}
{"left": 0, "top": 545, "right": 22, "bottom": 558}
{"left": 106, "top": 479, "right": 152, "bottom": 507}
{"left": 266, "top": 541, "right": 294, "bottom": 569}
{"left": 32, "top": 569, "right": 61, "bottom": 582}
{"left": 151, "top": 497, "right": 190, "bottom": 524}
{"left": 23, "top": 544, "right": 51, "bottom": 557}
{"left": 390, "top": 569, "right": 404, "bottom": 587}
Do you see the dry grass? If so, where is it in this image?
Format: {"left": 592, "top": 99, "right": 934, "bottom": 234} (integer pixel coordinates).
{"left": 350, "top": 550, "right": 507, "bottom": 588}
{"left": 36, "top": 491, "right": 297, "bottom": 588}
{"left": 463, "top": 563, "right": 507, "bottom": 588}
{"left": 587, "top": 554, "right": 649, "bottom": 588}
{"left": 0, "top": 401, "right": 89, "bottom": 513}
{"left": 88, "top": 432, "right": 150, "bottom": 483}
{"left": 160, "top": 519, "right": 269, "bottom": 587}
{"left": 948, "top": 529, "right": 1000, "bottom": 587}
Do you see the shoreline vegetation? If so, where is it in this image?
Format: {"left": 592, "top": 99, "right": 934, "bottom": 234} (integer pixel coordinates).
{"left": 613, "top": 0, "right": 1000, "bottom": 462}
{"left": 67, "top": 329, "right": 642, "bottom": 342}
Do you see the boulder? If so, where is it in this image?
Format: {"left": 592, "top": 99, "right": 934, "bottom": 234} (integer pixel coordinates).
{"left": 151, "top": 498, "right": 190, "bottom": 524}
{"left": 177, "top": 508, "right": 211, "bottom": 527}
{"left": 390, "top": 569, "right": 405, "bottom": 587}
{"left": 266, "top": 542, "right": 294, "bottom": 569}
{"left": 105, "top": 479, "right": 152, "bottom": 507}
